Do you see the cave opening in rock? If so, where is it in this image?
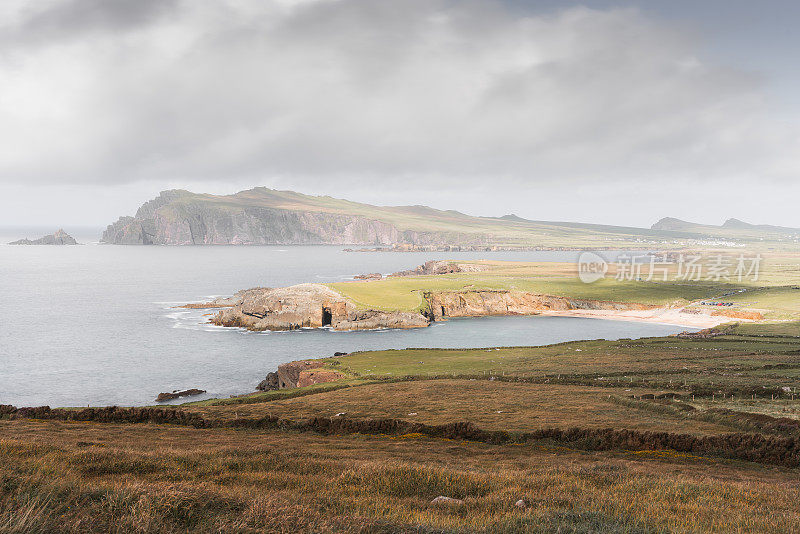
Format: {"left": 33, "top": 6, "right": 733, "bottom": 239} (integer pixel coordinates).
{"left": 322, "top": 306, "right": 332, "bottom": 326}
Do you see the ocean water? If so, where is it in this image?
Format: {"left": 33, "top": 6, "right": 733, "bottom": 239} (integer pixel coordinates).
{"left": 0, "top": 235, "right": 691, "bottom": 407}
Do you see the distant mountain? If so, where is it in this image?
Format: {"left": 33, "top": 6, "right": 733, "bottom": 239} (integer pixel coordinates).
{"left": 721, "top": 218, "right": 800, "bottom": 234}
{"left": 101, "top": 188, "right": 798, "bottom": 247}
{"left": 9, "top": 229, "right": 78, "bottom": 245}
{"left": 498, "top": 214, "right": 530, "bottom": 222}
{"left": 652, "top": 217, "right": 800, "bottom": 239}
{"left": 650, "top": 217, "right": 699, "bottom": 232}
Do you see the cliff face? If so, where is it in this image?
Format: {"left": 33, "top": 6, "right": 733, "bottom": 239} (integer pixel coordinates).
{"left": 104, "top": 203, "right": 405, "bottom": 245}
{"left": 101, "top": 189, "right": 484, "bottom": 246}
{"left": 425, "top": 290, "right": 654, "bottom": 321}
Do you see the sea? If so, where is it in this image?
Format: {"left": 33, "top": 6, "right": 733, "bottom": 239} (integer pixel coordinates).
{"left": 0, "top": 228, "right": 693, "bottom": 407}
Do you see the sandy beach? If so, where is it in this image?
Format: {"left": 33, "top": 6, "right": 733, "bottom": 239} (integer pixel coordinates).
{"left": 539, "top": 308, "right": 736, "bottom": 329}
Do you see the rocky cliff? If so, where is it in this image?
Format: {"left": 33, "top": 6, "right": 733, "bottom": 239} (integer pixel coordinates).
{"left": 9, "top": 229, "right": 78, "bottom": 245}
{"left": 425, "top": 290, "right": 654, "bottom": 320}
{"left": 101, "top": 189, "right": 484, "bottom": 246}
{"left": 103, "top": 203, "right": 408, "bottom": 245}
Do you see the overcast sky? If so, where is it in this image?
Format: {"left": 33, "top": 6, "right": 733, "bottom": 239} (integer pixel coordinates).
{"left": 1, "top": 0, "right": 799, "bottom": 229}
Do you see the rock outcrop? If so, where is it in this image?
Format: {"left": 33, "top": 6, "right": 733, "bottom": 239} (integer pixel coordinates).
{"left": 330, "top": 309, "right": 429, "bottom": 330}
{"left": 9, "top": 229, "right": 78, "bottom": 245}
{"left": 256, "top": 372, "right": 279, "bottom": 391}
{"left": 155, "top": 389, "right": 205, "bottom": 402}
{"left": 179, "top": 292, "right": 247, "bottom": 309}
{"left": 390, "top": 260, "right": 467, "bottom": 277}
{"left": 268, "top": 360, "right": 345, "bottom": 389}
{"left": 353, "top": 273, "right": 383, "bottom": 281}
{"left": 430, "top": 496, "right": 464, "bottom": 507}
{"left": 209, "top": 284, "right": 429, "bottom": 331}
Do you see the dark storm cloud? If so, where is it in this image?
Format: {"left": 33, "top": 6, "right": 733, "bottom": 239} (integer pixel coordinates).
{"left": 0, "top": 0, "right": 796, "bottom": 189}
{"left": 1, "top": 0, "right": 180, "bottom": 47}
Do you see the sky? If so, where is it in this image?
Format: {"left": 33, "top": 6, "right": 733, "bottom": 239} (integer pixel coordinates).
{"left": 1, "top": 0, "right": 799, "bottom": 229}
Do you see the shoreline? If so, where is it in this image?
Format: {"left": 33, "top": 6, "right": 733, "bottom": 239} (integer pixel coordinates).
{"left": 538, "top": 308, "right": 734, "bottom": 329}
{"left": 184, "top": 302, "right": 727, "bottom": 331}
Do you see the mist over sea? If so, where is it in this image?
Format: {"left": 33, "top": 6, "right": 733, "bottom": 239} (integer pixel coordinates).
{"left": 0, "top": 235, "right": 692, "bottom": 407}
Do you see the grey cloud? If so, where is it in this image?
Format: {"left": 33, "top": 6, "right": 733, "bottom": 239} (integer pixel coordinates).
{"left": 3, "top": 0, "right": 180, "bottom": 46}
{"left": 0, "top": 0, "right": 796, "bottom": 190}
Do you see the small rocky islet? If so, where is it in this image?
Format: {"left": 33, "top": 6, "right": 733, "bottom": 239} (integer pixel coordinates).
{"left": 9, "top": 228, "right": 79, "bottom": 245}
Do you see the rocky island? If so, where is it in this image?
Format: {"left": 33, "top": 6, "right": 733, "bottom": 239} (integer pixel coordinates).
{"left": 9, "top": 229, "right": 78, "bottom": 245}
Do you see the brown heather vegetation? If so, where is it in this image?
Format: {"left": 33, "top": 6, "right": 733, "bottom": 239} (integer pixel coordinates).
{"left": 3, "top": 419, "right": 800, "bottom": 533}
{"left": 4, "top": 404, "right": 800, "bottom": 467}
{"left": 186, "top": 381, "right": 734, "bottom": 435}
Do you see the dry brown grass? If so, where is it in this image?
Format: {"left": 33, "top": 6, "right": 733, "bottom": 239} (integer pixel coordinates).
{"left": 2, "top": 419, "right": 800, "bottom": 533}
{"left": 188, "top": 381, "right": 733, "bottom": 435}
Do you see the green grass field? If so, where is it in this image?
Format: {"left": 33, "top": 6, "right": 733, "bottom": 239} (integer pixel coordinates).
{"left": 328, "top": 256, "right": 800, "bottom": 318}
{"left": 328, "top": 262, "right": 743, "bottom": 312}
